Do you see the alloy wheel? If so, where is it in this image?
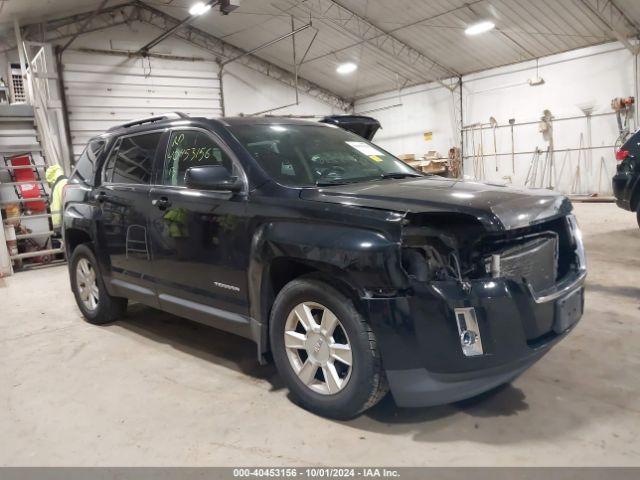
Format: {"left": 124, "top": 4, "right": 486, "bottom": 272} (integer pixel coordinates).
{"left": 76, "top": 258, "right": 99, "bottom": 312}
{"left": 284, "top": 302, "right": 353, "bottom": 395}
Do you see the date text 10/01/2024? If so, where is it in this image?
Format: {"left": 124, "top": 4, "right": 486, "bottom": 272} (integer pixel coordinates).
{"left": 232, "top": 468, "right": 400, "bottom": 478}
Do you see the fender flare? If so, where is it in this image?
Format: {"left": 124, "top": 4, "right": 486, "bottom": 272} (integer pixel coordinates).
{"left": 247, "top": 220, "right": 404, "bottom": 353}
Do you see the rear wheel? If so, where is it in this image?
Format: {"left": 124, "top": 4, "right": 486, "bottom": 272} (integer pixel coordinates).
{"left": 636, "top": 205, "right": 640, "bottom": 228}
{"left": 70, "top": 244, "right": 127, "bottom": 325}
{"left": 269, "top": 278, "right": 388, "bottom": 419}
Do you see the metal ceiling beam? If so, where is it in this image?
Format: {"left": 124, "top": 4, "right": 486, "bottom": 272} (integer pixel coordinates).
{"left": 59, "top": 0, "right": 110, "bottom": 53}
{"left": 298, "top": 0, "right": 483, "bottom": 67}
{"left": 18, "top": 2, "right": 139, "bottom": 50}
{"left": 132, "top": 1, "right": 350, "bottom": 109}
{"left": 136, "top": 0, "right": 219, "bottom": 55}
{"left": 579, "top": 0, "right": 639, "bottom": 54}
{"left": 15, "top": 1, "right": 350, "bottom": 111}
{"left": 220, "top": 21, "right": 311, "bottom": 67}
{"left": 609, "top": 0, "right": 640, "bottom": 35}
{"left": 277, "top": 0, "right": 460, "bottom": 90}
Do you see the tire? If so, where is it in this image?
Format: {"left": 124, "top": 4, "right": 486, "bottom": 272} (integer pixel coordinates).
{"left": 69, "top": 244, "right": 127, "bottom": 325}
{"left": 636, "top": 206, "right": 640, "bottom": 228}
{"left": 269, "top": 278, "right": 388, "bottom": 419}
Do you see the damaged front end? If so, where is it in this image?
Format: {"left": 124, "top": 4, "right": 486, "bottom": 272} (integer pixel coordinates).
{"left": 366, "top": 211, "right": 586, "bottom": 407}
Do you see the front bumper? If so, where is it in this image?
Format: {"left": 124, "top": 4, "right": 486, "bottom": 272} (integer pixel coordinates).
{"left": 364, "top": 214, "right": 587, "bottom": 408}
{"left": 365, "top": 275, "right": 584, "bottom": 408}
{"left": 385, "top": 346, "right": 547, "bottom": 408}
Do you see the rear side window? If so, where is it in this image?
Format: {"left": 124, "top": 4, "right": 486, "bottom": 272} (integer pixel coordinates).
{"left": 103, "top": 132, "right": 162, "bottom": 185}
{"left": 71, "top": 139, "right": 106, "bottom": 185}
{"left": 163, "top": 130, "right": 233, "bottom": 186}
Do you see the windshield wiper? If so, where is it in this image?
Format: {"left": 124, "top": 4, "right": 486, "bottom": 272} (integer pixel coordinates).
{"left": 316, "top": 172, "right": 424, "bottom": 186}
{"left": 315, "top": 179, "right": 358, "bottom": 186}
{"left": 378, "top": 172, "right": 425, "bottom": 180}
{"left": 315, "top": 175, "right": 375, "bottom": 186}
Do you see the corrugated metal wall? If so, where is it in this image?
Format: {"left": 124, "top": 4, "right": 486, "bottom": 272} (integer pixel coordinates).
{"left": 62, "top": 51, "right": 223, "bottom": 158}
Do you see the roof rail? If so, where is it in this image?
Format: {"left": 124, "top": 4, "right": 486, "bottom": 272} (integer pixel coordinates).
{"left": 107, "top": 112, "right": 189, "bottom": 132}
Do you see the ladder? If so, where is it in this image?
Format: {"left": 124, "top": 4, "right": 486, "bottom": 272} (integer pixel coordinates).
{"left": 1, "top": 145, "right": 65, "bottom": 272}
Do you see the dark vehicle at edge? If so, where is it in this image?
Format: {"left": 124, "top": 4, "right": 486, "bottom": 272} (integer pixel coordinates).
{"left": 613, "top": 129, "right": 640, "bottom": 227}
{"left": 63, "top": 112, "right": 587, "bottom": 419}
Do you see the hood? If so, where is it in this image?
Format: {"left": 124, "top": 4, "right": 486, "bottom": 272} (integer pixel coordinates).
{"left": 45, "top": 164, "right": 65, "bottom": 184}
{"left": 300, "top": 176, "right": 572, "bottom": 231}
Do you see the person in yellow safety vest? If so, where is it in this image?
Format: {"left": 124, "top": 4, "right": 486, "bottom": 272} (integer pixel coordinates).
{"left": 45, "top": 164, "right": 68, "bottom": 233}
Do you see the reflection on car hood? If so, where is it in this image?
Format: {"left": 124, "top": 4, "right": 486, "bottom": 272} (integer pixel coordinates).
{"left": 300, "top": 176, "right": 572, "bottom": 231}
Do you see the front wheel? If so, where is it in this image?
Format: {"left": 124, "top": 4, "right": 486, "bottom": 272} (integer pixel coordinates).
{"left": 69, "top": 244, "right": 127, "bottom": 325}
{"left": 269, "top": 278, "right": 388, "bottom": 419}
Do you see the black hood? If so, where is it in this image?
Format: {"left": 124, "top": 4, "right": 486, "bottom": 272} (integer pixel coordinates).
{"left": 300, "top": 176, "right": 572, "bottom": 232}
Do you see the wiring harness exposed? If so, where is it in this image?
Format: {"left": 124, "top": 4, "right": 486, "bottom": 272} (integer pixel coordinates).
{"left": 401, "top": 241, "right": 464, "bottom": 283}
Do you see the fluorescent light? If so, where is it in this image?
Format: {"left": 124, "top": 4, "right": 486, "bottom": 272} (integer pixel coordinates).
{"left": 189, "top": 2, "right": 212, "bottom": 16}
{"left": 465, "top": 20, "right": 495, "bottom": 36}
{"left": 336, "top": 62, "right": 357, "bottom": 74}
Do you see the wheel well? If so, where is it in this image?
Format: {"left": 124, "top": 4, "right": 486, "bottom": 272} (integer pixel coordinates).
{"left": 64, "top": 228, "right": 92, "bottom": 255}
{"left": 260, "top": 257, "right": 363, "bottom": 355}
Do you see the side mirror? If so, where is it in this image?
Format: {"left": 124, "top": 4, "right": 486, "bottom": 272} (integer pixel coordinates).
{"left": 184, "top": 165, "right": 243, "bottom": 192}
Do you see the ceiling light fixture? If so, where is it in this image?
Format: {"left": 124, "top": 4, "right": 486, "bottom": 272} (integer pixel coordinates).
{"left": 189, "top": 1, "right": 212, "bottom": 16}
{"left": 336, "top": 62, "right": 357, "bottom": 75}
{"left": 464, "top": 20, "right": 495, "bottom": 36}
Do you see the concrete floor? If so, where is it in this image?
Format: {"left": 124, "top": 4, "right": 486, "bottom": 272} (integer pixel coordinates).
{"left": 1, "top": 203, "right": 639, "bottom": 466}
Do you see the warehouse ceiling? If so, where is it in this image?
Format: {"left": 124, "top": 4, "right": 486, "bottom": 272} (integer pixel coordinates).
{"left": 1, "top": 0, "right": 640, "bottom": 102}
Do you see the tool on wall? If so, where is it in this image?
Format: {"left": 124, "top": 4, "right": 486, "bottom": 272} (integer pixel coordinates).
{"left": 571, "top": 133, "right": 586, "bottom": 194}
{"left": 611, "top": 96, "right": 635, "bottom": 149}
{"left": 597, "top": 156, "right": 610, "bottom": 194}
{"left": 489, "top": 116, "right": 498, "bottom": 172}
{"left": 508, "top": 118, "right": 515, "bottom": 174}
{"left": 555, "top": 150, "right": 571, "bottom": 191}
{"left": 478, "top": 123, "right": 485, "bottom": 180}
{"left": 525, "top": 148, "right": 541, "bottom": 187}
{"left": 469, "top": 123, "right": 477, "bottom": 178}
{"left": 538, "top": 110, "right": 555, "bottom": 189}
{"left": 468, "top": 122, "right": 485, "bottom": 180}
{"left": 577, "top": 104, "right": 595, "bottom": 194}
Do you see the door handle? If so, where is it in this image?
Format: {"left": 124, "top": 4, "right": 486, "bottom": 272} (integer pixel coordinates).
{"left": 95, "top": 191, "right": 108, "bottom": 203}
{"left": 151, "top": 197, "right": 171, "bottom": 211}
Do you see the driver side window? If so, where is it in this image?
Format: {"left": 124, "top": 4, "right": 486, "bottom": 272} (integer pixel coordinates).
{"left": 163, "top": 130, "right": 233, "bottom": 186}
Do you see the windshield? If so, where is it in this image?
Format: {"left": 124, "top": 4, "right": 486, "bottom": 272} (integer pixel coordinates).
{"left": 229, "top": 123, "right": 421, "bottom": 187}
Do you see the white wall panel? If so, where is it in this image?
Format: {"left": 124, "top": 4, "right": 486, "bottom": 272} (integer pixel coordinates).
{"left": 355, "top": 41, "right": 638, "bottom": 196}
{"left": 355, "top": 85, "right": 458, "bottom": 161}
{"left": 222, "top": 61, "right": 347, "bottom": 117}
{"left": 53, "top": 21, "right": 346, "bottom": 156}
{"left": 62, "top": 51, "right": 222, "bottom": 158}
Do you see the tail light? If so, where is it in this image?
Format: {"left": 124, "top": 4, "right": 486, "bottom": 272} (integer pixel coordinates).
{"left": 615, "top": 149, "right": 629, "bottom": 161}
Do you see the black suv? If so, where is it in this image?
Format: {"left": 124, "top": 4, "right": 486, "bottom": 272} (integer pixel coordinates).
{"left": 63, "top": 112, "right": 587, "bottom": 419}
{"left": 613, "top": 129, "right": 640, "bottom": 227}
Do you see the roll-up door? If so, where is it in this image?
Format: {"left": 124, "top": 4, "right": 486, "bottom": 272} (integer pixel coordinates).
{"left": 62, "top": 51, "right": 222, "bottom": 159}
